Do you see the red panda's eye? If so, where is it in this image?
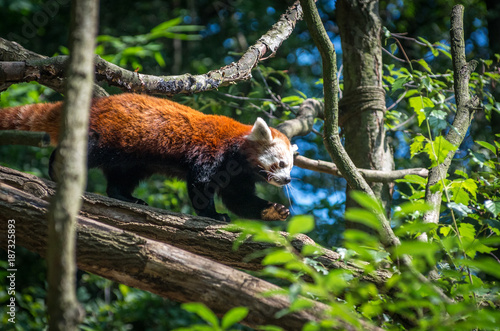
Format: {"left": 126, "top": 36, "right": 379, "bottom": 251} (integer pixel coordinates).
{"left": 279, "top": 161, "right": 286, "bottom": 168}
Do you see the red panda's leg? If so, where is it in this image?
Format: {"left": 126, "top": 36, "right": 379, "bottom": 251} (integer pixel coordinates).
{"left": 103, "top": 166, "right": 149, "bottom": 205}
{"left": 187, "top": 175, "right": 230, "bottom": 222}
{"left": 219, "top": 177, "right": 290, "bottom": 221}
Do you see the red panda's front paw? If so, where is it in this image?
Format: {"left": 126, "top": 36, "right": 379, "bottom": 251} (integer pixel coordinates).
{"left": 216, "top": 213, "right": 231, "bottom": 222}
{"left": 261, "top": 203, "right": 290, "bottom": 221}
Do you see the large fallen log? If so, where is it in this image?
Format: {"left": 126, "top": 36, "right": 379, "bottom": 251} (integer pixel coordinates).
{"left": 0, "top": 165, "right": 391, "bottom": 286}
{"left": 0, "top": 181, "right": 383, "bottom": 330}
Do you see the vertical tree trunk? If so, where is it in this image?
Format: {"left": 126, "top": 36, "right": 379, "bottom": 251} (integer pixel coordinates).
{"left": 337, "top": 0, "right": 394, "bottom": 226}
{"left": 46, "top": 0, "right": 98, "bottom": 330}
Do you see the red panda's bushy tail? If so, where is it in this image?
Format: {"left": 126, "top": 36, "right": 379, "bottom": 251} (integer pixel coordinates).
{"left": 0, "top": 102, "right": 63, "bottom": 146}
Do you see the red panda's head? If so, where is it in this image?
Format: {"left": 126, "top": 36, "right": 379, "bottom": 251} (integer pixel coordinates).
{"left": 244, "top": 118, "right": 297, "bottom": 187}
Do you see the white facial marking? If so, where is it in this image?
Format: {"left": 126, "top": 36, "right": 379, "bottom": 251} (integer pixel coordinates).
{"left": 257, "top": 137, "right": 294, "bottom": 187}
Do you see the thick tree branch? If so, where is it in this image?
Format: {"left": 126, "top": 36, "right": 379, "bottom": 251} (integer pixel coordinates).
{"left": 0, "top": 165, "right": 391, "bottom": 286}
{"left": 0, "top": 130, "right": 50, "bottom": 147}
{"left": 277, "top": 98, "right": 324, "bottom": 138}
{"left": 421, "top": 5, "right": 480, "bottom": 236}
{"left": 0, "top": 183, "right": 343, "bottom": 330}
{"left": 0, "top": 39, "right": 107, "bottom": 97}
{"left": 0, "top": 2, "right": 303, "bottom": 96}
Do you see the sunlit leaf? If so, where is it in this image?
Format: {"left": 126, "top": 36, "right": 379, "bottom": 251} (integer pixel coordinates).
{"left": 460, "top": 257, "right": 500, "bottom": 279}
{"left": 262, "top": 250, "right": 296, "bottom": 265}
{"left": 345, "top": 208, "right": 381, "bottom": 230}
{"left": 476, "top": 140, "right": 497, "bottom": 154}
{"left": 424, "top": 136, "right": 457, "bottom": 167}
{"left": 181, "top": 303, "right": 219, "bottom": 327}
{"left": 409, "top": 96, "right": 434, "bottom": 125}
{"left": 349, "top": 191, "right": 385, "bottom": 215}
{"left": 221, "top": 307, "right": 248, "bottom": 329}
{"left": 409, "top": 135, "right": 427, "bottom": 157}
{"left": 485, "top": 200, "right": 500, "bottom": 216}
{"left": 287, "top": 215, "right": 315, "bottom": 235}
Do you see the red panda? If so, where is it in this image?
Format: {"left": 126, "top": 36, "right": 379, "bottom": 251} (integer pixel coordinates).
{"left": 0, "top": 93, "right": 296, "bottom": 222}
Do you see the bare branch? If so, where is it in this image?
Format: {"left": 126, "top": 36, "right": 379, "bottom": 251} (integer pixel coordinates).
{"left": 277, "top": 98, "right": 324, "bottom": 138}
{"left": 295, "top": 155, "right": 428, "bottom": 182}
{"left": 0, "top": 1, "right": 303, "bottom": 96}
{"left": 421, "top": 5, "right": 480, "bottom": 234}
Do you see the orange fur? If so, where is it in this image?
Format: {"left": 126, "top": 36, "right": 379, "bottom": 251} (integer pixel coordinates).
{"left": 1, "top": 93, "right": 294, "bottom": 221}
{"left": 0, "top": 94, "right": 288, "bottom": 158}
{"left": 0, "top": 102, "right": 62, "bottom": 145}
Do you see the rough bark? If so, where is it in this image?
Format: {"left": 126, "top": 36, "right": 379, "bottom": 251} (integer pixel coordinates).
{"left": 0, "top": 166, "right": 391, "bottom": 286}
{"left": 421, "top": 5, "right": 480, "bottom": 240}
{"left": 46, "top": 0, "right": 98, "bottom": 330}
{"left": 0, "top": 183, "right": 340, "bottom": 330}
{"left": 337, "top": 0, "right": 394, "bottom": 225}
{"left": 0, "top": 38, "right": 107, "bottom": 97}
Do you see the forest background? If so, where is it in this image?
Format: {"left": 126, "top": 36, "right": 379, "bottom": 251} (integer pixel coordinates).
{"left": 0, "top": 0, "right": 499, "bottom": 330}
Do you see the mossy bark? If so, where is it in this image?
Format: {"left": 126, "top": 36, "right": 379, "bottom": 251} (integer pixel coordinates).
{"left": 337, "top": 0, "right": 394, "bottom": 225}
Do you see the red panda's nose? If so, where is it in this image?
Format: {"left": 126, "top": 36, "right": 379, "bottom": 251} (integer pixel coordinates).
{"left": 281, "top": 177, "right": 291, "bottom": 185}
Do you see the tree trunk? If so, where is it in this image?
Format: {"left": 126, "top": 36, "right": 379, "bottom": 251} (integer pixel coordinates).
{"left": 46, "top": 0, "right": 98, "bottom": 330}
{"left": 337, "top": 0, "right": 394, "bottom": 227}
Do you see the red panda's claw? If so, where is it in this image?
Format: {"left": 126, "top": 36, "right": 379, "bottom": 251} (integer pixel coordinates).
{"left": 261, "top": 203, "right": 290, "bottom": 221}
{"left": 134, "top": 198, "right": 148, "bottom": 206}
{"left": 217, "top": 213, "right": 231, "bottom": 222}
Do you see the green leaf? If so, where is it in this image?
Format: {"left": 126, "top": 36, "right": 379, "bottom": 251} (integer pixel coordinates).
{"left": 390, "top": 43, "right": 398, "bottom": 55}
{"left": 440, "top": 225, "right": 452, "bottom": 237}
{"left": 151, "top": 17, "right": 183, "bottom": 33}
{"left": 394, "top": 240, "right": 439, "bottom": 265}
{"left": 415, "top": 58, "right": 433, "bottom": 73}
{"left": 221, "top": 307, "right": 248, "bottom": 329}
{"left": 424, "top": 136, "right": 457, "bottom": 167}
{"left": 281, "top": 95, "right": 303, "bottom": 103}
{"left": 397, "top": 174, "right": 428, "bottom": 186}
{"left": 463, "top": 236, "right": 496, "bottom": 259}
{"left": 448, "top": 202, "right": 472, "bottom": 218}
{"left": 349, "top": 191, "right": 385, "bottom": 215}
{"left": 345, "top": 208, "right": 381, "bottom": 230}
{"left": 393, "top": 200, "right": 433, "bottom": 219}
{"left": 476, "top": 140, "right": 497, "bottom": 154}
{"left": 287, "top": 215, "right": 315, "bottom": 235}
{"left": 301, "top": 244, "right": 322, "bottom": 256}
{"left": 409, "top": 96, "right": 434, "bottom": 125}
{"left": 409, "top": 135, "right": 427, "bottom": 157}
{"left": 454, "top": 169, "right": 469, "bottom": 179}
{"left": 460, "top": 257, "right": 500, "bottom": 279}
{"left": 392, "top": 76, "right": 409, "bottom": 92}
{"left": 484, "top": 200, "right": 500, "bottom": 216}
{"left": 428, "top": 109, "right": 448, "bottom": 132}
{"left": 459, "top": 223, "right": 476, "bottom": 239}
{"left": 181, "top": 303, "right": 219, "bottom": 327}
{"left": 262, "top": 250, "right": 296, "bottom": 265}
{"left": 154, "top": 52, "right": 166, "bottom": 67}
{"left": 450, "top": 178, "right": 477, "bottom": 205}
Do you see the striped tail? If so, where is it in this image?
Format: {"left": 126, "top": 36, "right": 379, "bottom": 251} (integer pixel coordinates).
{"left": 0, "top": 102, "right": 63, "bottom": 146}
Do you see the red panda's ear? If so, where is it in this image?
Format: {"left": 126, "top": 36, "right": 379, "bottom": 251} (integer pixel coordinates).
{"left": 247, "top": 117, "right": 273, "bottom": 144}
